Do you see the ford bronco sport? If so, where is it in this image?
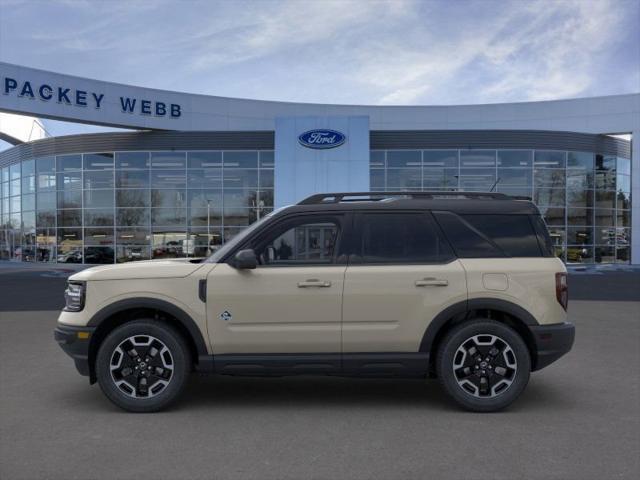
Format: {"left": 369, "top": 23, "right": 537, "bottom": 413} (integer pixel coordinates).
{"left": 55, "top": 191, "right": 575, "bottom": 412}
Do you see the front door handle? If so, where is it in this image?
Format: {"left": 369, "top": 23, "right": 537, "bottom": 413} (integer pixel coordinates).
{"left": 297, "top": 279, "right": 332, "bottom": 288}
{"left": 415, "top": 278, "right": 449, "bottom": 287}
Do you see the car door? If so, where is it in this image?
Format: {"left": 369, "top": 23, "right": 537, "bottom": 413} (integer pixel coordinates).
{"left": 342, "top": 211, "right": 467, "bottom": 353}
{"left": 206, "top": 213, "right": 348, "bottom": 355}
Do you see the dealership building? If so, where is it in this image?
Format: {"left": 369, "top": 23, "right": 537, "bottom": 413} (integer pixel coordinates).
{"left": 0, "top": 62, "right": 638, "bottom": 265}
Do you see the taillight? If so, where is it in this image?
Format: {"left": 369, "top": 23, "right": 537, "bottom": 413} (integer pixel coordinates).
{"left": 555, "top": 272, "right": 568, "bottom": 310}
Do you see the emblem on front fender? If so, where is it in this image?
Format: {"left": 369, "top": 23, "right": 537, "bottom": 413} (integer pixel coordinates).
{"left": 220, "top": 310, "right": 232, "bottom": 322}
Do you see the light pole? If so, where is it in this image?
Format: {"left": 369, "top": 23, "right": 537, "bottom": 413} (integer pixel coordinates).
{"left": 206, "top": 199, "right": 211, "bottom": 255}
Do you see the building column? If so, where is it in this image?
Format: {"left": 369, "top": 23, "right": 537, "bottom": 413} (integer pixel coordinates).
{"left": 631, "top": 129, "right": 639, "bottom": 265}
{"left": 274, "top": 116, "right": 370, "bottom": 208}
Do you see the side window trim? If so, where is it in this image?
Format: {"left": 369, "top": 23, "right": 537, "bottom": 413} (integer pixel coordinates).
{"left": 530, "top": 214, "right": 554, "bottom": 257}
{"left": 350, "top": 210, "right": 457, "bottom": 266}
{"left": 245, "top": 213, "right": 347, "bottom": 267}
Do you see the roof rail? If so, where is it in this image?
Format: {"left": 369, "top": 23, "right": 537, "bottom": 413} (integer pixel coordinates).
{"left": 297, "top": 191, "right": 510, "bottom": 205}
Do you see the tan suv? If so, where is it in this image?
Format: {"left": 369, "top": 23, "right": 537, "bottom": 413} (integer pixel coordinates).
{"left": 54, "top": 192, "right": 575, "bottom": 412}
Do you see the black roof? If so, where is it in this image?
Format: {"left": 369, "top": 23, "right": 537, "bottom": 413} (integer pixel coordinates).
{"left": 281, "top": 192, "right": 540, "bottom": 215}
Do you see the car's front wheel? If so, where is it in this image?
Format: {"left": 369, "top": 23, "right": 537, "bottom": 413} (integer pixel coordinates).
{"left": 436, "top": 319, "right": 531, "bottom": 412}
{"left": 96, "top": 320, "right": 191, "bottom": 412}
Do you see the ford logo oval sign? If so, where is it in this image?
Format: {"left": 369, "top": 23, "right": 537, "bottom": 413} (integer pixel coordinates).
{"left": 298, "top": 129, "right": 346, "bottom": 149}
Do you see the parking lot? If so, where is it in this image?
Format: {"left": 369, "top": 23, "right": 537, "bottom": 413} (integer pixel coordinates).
{"left": 1, "top": 267, "right": 639, "bottom": 480}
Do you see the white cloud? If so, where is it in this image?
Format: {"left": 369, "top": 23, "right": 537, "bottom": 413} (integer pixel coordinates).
{"left": 351, "top": 0, "right": 631, "bottom": 104}
{"left": 473, "top": 0, "right": 626, "bottom": 102}
{"left": 187, "top": 0, "right": 412, "bottom": 71}
{"left": 0, "top": 0, "right": 637, "bottom": 105}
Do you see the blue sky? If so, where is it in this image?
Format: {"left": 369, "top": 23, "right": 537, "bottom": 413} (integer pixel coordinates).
{"left": 0, "top": 0, "right": 638, "bottom": 141}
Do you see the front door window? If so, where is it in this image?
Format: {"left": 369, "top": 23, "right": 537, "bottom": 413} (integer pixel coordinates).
{"left": 257, "top": 221, "right": 338, "bottom": 265}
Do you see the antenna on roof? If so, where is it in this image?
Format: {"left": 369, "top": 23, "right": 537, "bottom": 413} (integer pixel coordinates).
{"left": 489, "top": 177, "right": 501, "bottom": 192}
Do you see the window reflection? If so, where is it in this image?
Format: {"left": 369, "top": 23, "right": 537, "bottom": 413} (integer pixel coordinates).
{"left": 496, "top": 169, "right": 532, "bottom": 187}
{"left": 151, "top": 170, "right": 186, "bottom": 189}
{"left": 151, "top": 208, "right": 187, "bottom": 226}
{"left": 424, "top": 151, "right": 458, "bottom": 168}
{"left": 152, "top": 230, "right": 188, "bottom": 258}
{"left": 189, "top": 228, "right": 223, "bottom": 257}
{"left": 58, "top": 171, "right": 82, "bottom": 190}
{"left": 85, "top": 227, "right": 114, "bottom": 245}
{"left": 84, "top": 209, "right": 115, "bottom": 226}
{"left": 57, "top": 155, "right": 82, "bottom": 171}
{"left": 117, "top": 208, "right": 150, "bottom": 226}
{"left": 498, "top": 151, "right": 532, "bottom": 168}
{"left": 151, "top": 189, "right": 186, "bottom": 208}
{"left": 188, "top": 169, "right": 222, "bottom": 188}
{"left": 117, "top": 170, "right": 149, "bottom": 188}
{"left": 370, "top": 151, "right": 385, "bottom": 168}
{"left": 566, "top": 246, "right": 593, "bottom": 264}
{"left": 187, "top": 151, "right": 222, "bottom": 169}
{"left": 22, "top": 176, "right": 36, "bottom": 194}
{"left": 387, "top": 169, "right": 421, "bottom": 188}
{"left": 460, "top": 151, "right": 496, "bottom": 167}
{"left": 84, "top": 170, "right": 113, "bottom": 189}
{"left": 595, "top": 246, "right": 615, "bottom": 264}
{"left": 222, "top": 169, "right": 258, "bottom": 188}
{"left": 150, "top": 152, "right": 186, "bottom": 169}
{"left": 117, "top": 189, "right": 150, "bottom": 208}
{"left": 423, "top": 168, "right": 458, "bottom": 189}
{"left": 116, "top": 245, "right": 151, "bottom": 263}
{"left": 224, "top": 151, "right": 258, "bottom": 168}
{"left": 116, "top": 152, "right": 149, "bottom": 169}
{"left": 567, "top": 227, "right": 593, "bottom": 245}
{"left": 84, "top": 153, "right": 114, "bottom": 170}
{"left": 387, "top": 151, "right": 421, "bottom": 168}
{"left": 1, "top": 147, "right": 631, "bottom": 265}
{"left": 567, "top": 152, "right": 594, "bottom": 169}
{"left": 369, "top": 148, "right": 631, "bottom": 265}
{"left": 57, "top": 229, "right": 82, "bottom": 263}
{"left": 535, "top": 151, "right": 566, "bottom": 168}
{"left": 594, "top": 209, "right": 615, "bottom": 227}
{"left": 84, "top": 247, "right": 114, "bottom": 264}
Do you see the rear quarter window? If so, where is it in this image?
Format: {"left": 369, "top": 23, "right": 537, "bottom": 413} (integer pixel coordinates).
{"left": 530, "top": 215, "right": 555, "bottom": 257}
{"left": 434, "top": 211, "right": 544, "bottom": 258}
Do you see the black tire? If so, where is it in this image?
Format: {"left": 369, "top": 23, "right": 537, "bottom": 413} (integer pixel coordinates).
{"left": 436, "top": 319, "right": 530, "bottom": 412}
{"left": 96, "top": 320, "right": 191, "bottom": 413}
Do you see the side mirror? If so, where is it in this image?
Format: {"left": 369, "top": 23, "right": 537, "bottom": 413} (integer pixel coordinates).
{"left": 232, "top": 249, "right": 257, "bottom": 270}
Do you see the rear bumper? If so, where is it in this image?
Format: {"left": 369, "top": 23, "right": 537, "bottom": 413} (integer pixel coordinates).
{"left": 54, "top": 324, "right": 95, "bottom": 377}
{"left": 529, "top": 322, "right": 575, "bottom": 371}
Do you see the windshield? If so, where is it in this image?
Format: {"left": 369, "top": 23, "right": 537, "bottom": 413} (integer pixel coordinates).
{"left": 205, "top": 208, "right": 286, "bottom": 263}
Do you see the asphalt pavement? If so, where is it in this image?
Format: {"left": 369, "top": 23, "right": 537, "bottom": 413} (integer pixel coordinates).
{"left": 0, "top": 267, "right": 639, "bottom": 479}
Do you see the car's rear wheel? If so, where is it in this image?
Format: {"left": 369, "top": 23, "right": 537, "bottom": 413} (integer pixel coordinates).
{"left": 436, "top": 319, "right": 530, "bottom": 412}
{"left": 96, "top": 320, "right": 191, "bottom": 412}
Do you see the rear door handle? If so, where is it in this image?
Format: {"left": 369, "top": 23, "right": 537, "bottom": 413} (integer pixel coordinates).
{"left": 415, "top": 278, "right": 449, "bottom": 287}
{"left": 297, "top": 279, "right": 332, "bottom": 288}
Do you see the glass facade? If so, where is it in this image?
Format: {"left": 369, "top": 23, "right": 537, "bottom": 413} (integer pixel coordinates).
{"left": 370, "top": 149, "right": 632, "bottom": 264}
{"left": 0, "top": 147, "right": 632, "bottom": 265}
{"left": 0, "top": 150, "right": 274, "bottom": 263}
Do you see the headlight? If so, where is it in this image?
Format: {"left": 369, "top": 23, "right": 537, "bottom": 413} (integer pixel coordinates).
{"left": 64, "top": 281, "right": 85, "bottom": 312}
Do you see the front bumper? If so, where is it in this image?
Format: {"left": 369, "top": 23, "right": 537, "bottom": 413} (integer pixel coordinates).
{"left": 54, "top": 324, "right": 96, "bottom": 377}
{"left": 529, "top": 322, "right": 575, "bottom": 371}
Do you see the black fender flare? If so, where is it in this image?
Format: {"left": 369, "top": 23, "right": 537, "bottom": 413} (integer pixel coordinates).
{"left": 87, "top": 297, "right": 209, "bottom": 357}
{"left": 419, "top": 298, "right": 539, "bottom": 354}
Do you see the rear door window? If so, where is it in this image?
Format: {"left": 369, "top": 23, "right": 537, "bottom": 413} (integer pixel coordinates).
{"left": 355, "top": 212, "right": 454, "bottom": 264}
